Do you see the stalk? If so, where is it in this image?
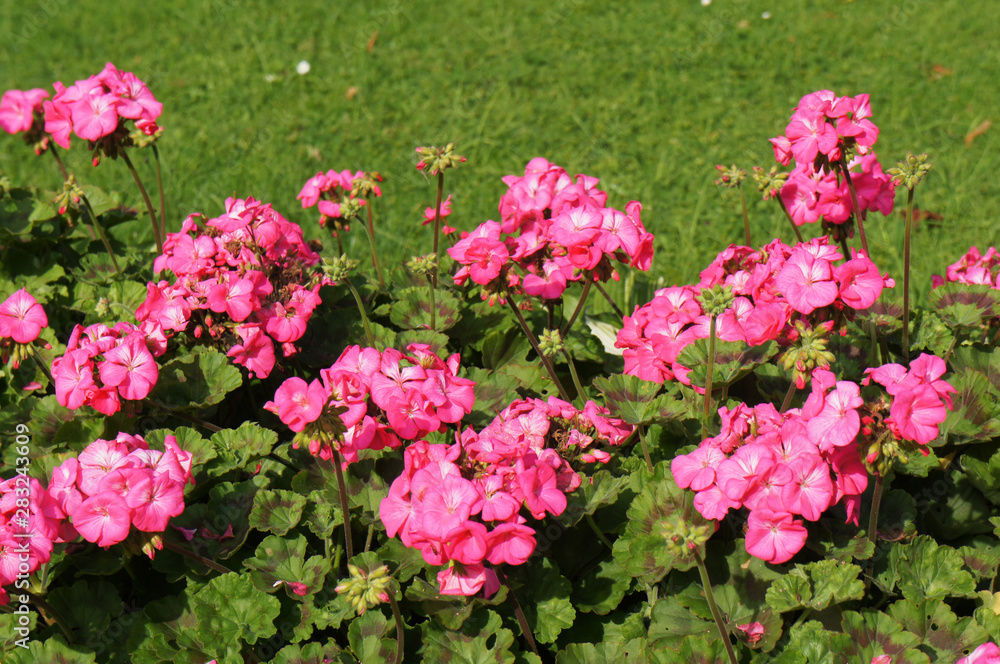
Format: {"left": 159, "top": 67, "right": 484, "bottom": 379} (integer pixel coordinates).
{"left": 431, "top": 171, "right": 444, "bottom": 288}
{"left": 562, "top": 348, "right": 587, "bottom": 404}
{"left": 162, "top": 539, "right": 233, "bottom": 574}
{"left": 702, "top": 314, "right": 717, "bottom": 438}
{"left": 498, "top": 568, "right": 540, "bottom": 658}
{"left": 79, "top": 193, "right": 121, "bottom": 274}
{"left": 49, "top": 144, "right": 69, "bottom": 181}
{"left": 388, "top": 589, "right": 406, "bottom": 664}
{"left": 694, "top": 551, "right": 739, "bottom": 664}
{"left": 738, "top": 182, "right": 750, "bottom": 246}
{"left": 775, "top": 195, "right": 804, "bottom": 243}
{"left": 363, "top": 201, "right": 387, "bottom": 288}
{"left": 24, "top": 591, "right": 75, "bottom": 644}
{"left": 507, "top": 299, "right": 571, "bottom": 401}
{"left": 152, "top": 144, "right": 167, "bottom": 240}
{"left": 560, "top": 274, "right": 593, "bottom": 337}
{"left": 902, "top": 187, "right": 915, "bottom": 362}
{"left": 863, "top": 472, "right": 887, "bottom": 592}
{"left": 345, "top": 278, "right": 376, "bottom": 347}
{"left": 425, "top": 274, "right": 437, "bottom": 331}
{"left": 868, "top": 319, "right": 881, "bottom": 368}
{"left": 120, "top": 148, "right": 163, "bottom": 254}
{"left": 836, "top": 152, "right": 870, "bottom": 258}
{"left": 585, "top": 513, "right": 613, "bottom": 550}
{"left": 637, "top": 424, "right": 654, "bottom": 473}
{"left": 594, "top": 280, "right": 625, "bottom": 318}
{"left": 331, "top": 448, "right": 355, "bottom": 562}
{"left": 779, "top": 382, "right": 796, "bottom": 413}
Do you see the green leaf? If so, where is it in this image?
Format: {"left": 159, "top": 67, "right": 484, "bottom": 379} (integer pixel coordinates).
{"left": 557, "top": 639, "right": 646, "bottom": 664}
{"left": 557, "top": 469, "right": 630, "bottom": 527}
{"left": 211, "top": 422, "right": 278, "bottom": 467}
{"left": 46, "top": 578, "right": 123, "bottom": 635}
{"left": 516, "top": 557, "right": 576, "bottom": 644}
{"left": 249, "top": 489, "right": 308, "bottom": 535}
{"left": 962, "top": 449, "right": 1000, "bottom": 505}
{"left": 193, "top": 572, "right": 281, "bottom": 646}
{"left": 647, "top": 596, "right": 714, "bottom": 650}
{"left": 585, "top": 315, "right": 624, "bottom": 356}
{"left": 389, "top": 286, "right": 461, "bottom": 331}
{"left": 481, "top": 325, "right": 528, "bottom": 370}
{"left": 834, "top": 611, "right": 930, "bottom": 664}
{"left": 928, "top": 283, "right": 1000, "bottom": 330}
{"left": 244, "top": 534, "right": 331, "bottom": 599}
{"left": 466, "top": 367, "right": 522, "bottom": 424}
{"left": 570, "top": 558, "right": 631, "bottom": 616}
{"left": 5, "top": 635, "right": 97, "bottom": 664}
{"left": 888, "top": 598, "right": 990, "bottom": 662}
{"left": 152, "top": 349, "right": 243, "bottom": 409}
{"left": 678, "top": 339, "right": 778, "bottom": 390}
{"left": 877, "top": 489, "right": 917, "bottom": 542}
{"left": 890, "top": 536, "right": 977, "bottom": 603}
{"left": 420, "top": 609, "right": 517, "bottom": 664}
{"left": 766, "top": 559, "right": 864, "bottom": 613}
{"left": 347, "top": 610, "right": 396, "bottom": 664}
{"left": 593, "top": 373, "right": 686, "bottom": 425}
{"left": 781, "top": 621, "right": 838, "bottom": 664}
{"left": 923, "top": 468, "right": 996, "bottom": 538}
{"left": 938, "top": 369, "right": 1000, "bottom": 444}
{"left": 272, "top": 641, "right": 350, "bottom": 664}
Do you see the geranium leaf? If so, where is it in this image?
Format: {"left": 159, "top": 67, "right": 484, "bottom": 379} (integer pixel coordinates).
{"left": 556, "top": 639, "right": 646, "bottom": 663}
{"left": 782, "top": 621, "right": 838, "bottom": 664}
{"left": 928, "top": 283, "right": 1000, "bottom": 329}
{"left": 152, "top": 349, "right": 243, "bottom": 409}
{"left": 834, "top": 611, "right": 929, "bottom": 664}
{"left": 593, "top": 373, "right": 687, "bottom": 425}
{"left": 249, "top": 488, "right": 308, "bottom": 535}
{"left": 271, "top": 641, "right": 351, "bottom": 664}
{"left": 767, "top": 559, "right": 863, "bottom": 613}
{"left": 346, "top": 610, "right": 396, "bottom": 664}
{"left": 244, "top": 534, "right": 330, "bottom": 599}
{"left": 193, "top": 572, "right": 281, "bottom": 646}
{"left": 5, "top": 635, "right": 97, "bottom": 664}
{"left": 888, "top": 598, "right": 990, "bottom": 662}
{"left": 211, "top": 422, "right": 278, "bottom": 467}
{"left": 46, "top": 578, "right": 123, "bottom": 635}
{"left": 962, "top": 450, "right": 1000, "bottom": 505}
{"left": 646, "top": 596, "right": 714, "bottom": 651}
{"left": 890, "top": 536, "right": 977, "bottom": 603}
{"left": 516, "top": 557, "right": 576, "bottom": 644}
{"left": 678, "top": 339, "right": 778, "bottom": 390}
{"left": 938, "top": 369, "right": 1000, "bottom": 444}
{"left": 420, "top": 609, "right": 517, "bottom": 664}
{"left": 557, "top": 469, "right": 630, "bottom": 527}
{"left": 570, "top": 558, "right": 631, "bottom": 616}
{"left": 389, "top": 286, "right": 461, "bottom": 332}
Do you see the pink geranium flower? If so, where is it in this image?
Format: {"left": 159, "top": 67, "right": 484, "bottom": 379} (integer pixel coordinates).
{"left": 745, "top": 509, "right": 808, "bottom": 564}
{"left": 99, "top": 335, "right": 159, "bottom": 400}
{"left": 125, "top": 472, "right": 186, "bottom": 532}
{"left": 72, "top": 492, "right": 132, "bottom": 547}
{"left": 775, "top": 249, "right": 839, "bottom": 314}
{"left": 0, "top": 289, "right": 48, "bottom": 343}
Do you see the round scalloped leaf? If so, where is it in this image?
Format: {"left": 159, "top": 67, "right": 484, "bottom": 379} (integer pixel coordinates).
{"left": 193, "top": 572, "right": 281, "bottom": 647}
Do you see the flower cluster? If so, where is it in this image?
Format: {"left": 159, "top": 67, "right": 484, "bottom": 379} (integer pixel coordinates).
{"left": 0, "top": 475, "right": 63, "bottom": 606}
{"left": 380, "top": 396, "right": 632, "bottom": 596}
{"left": 266, "top": 344, "right": 476, "bottom": 464}
{"left": 932, "top": 246, "right": 1000, "bottom": 289}
{"left": 0, "top": 88, "right": 50, "bottom": 153}
{"left": 0, "top": 289, "right": 48, "bottom": 368}
{"left": 51, "top": 321, "right": 163, "bottom": 415}
{"left": 863, "top": 353, "right": 956, "bottom": 448}
{"left": 47, "top": 433, "right": 193, "bottom": 551}
{"left": 448, "top": 158, "right": 653, "bottom": 303}
{"left": 136, "top": 196, "right": 329, "bottom": 378}
{"left": 769, "top": 91, "right": 896, "bottom": 228}
{"left": 39, "top": 62, "right": 162, "bottom": 154}
{"left": 297, "top": 169, "right": 380, "bottom": 229}
{"left": 616, "top": 237, "right": 892, "bottom": 385}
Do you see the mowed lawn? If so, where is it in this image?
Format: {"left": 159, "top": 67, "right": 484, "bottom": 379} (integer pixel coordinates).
{"left": 2, "top": 0, "right": 998, "bottom": 312}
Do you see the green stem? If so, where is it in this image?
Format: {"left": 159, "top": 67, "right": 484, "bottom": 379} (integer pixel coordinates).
{"left": 837, "top": 152, "right": 870, "bottom": 258}
{"left": 694, "top": 551, "right": 738, "bottom": 664}
{"left": 902, "top": 187, "right": 915, "bottom": 363}
{"left": 776, "top": 195, "right": 804, "bottom": 243}
{"left": 345, "top": 278, "right": 376, "bottom": 347}
{"left": 431, "top": 171, "right": 444, "bottom": 288}
{"left": 585, "top": 513, "right": 613, "bottom": 550}
{"left": 120, "top": 148, "right": 163, "bottom": 254}
{"left": 24, "top": 591, "right": 75, "bottom": 644}
{"left": 79, "top": 193, "right": 121, "bottom": 273}
{"left": 738, "top": 183, "right": 750, "bottom": 246}
{"left": 498, "top": 568, "right": 540, "bottom": 659}
{"left": 702, "top": 314, "right": 717, "bottom": 438}
{"left": 363, "top": 200, "right": 386, "bottom": 288}
{"left": 638, "top": 424, "right": 654, "bottom": 473}
{"left": 152, "top": 144, "right": 167, "bottom": 241}
{"left": 864, "top": 472, "right": 888, "bottom": 592}
{"left": 364, "top": 523, "right": 375, "bottom": 553}
{"left": 49, "top": 144, "right": 69, "bottom": 181}
{"left": 425, "top": 274, "right": 437, "bottom": 331}
{"left": 331, "top": 448, "right": 355, "bottom": 563}
{"left": 507, "top": 299, "right": 572, "bottom": 402}
{"left": 146, "top": 399, "right": 221, "bottom": 432}
{"left": 942, "top": 333, "right": 959, "bottom": 367}
{"left": 779, "top": 381, "right": 796, "bottom": 413}
{"left": 869, "top": 319, "right": 881, "bottom": 368}
{"left": 388, "top": 588, "right": 406, "bottom": 664}
{"left": 561, "top": 274, "right": 593, "bottom": 337}
{"left": 594, "top": 280, "right": 625, "bottom": 318}
{"left": 162, "top": 539, "right": 233, "bottom": 574}
{"left": 562, "top": 348, "right": 587, "bottom": 404}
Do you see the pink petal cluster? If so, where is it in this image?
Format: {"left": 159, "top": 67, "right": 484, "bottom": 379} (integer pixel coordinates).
{"left": 380, "top": 396, "right": 632, "bottom": 596}
{"left": 0, "top": 289, "right": 48, "bottom": 367}
{"left": 50, "top": 321, "right": 162, "bottom": 415}
{"left": 672, "top": 369, "right": 870, "bottom": 564}
{"left": 421, "top": 194, "right": 456, "bottom": 235}
{"left": 297, "top": 169, "right": 379, "bottom": 228}
{"left": 769, "top": 91, "right": 895, "bottom": 227}
{"left": 41, "top": 62, "right": 162, "bottom": 150}
{"left": 448, "top": 158, "right": 654, "bottom": 302}
{"left": 956, "top": 642, "right": 1000, "bottom": 664}
{"left": 48, "top": 433, "right": 193, "bottom": 550}
{"left": 265, "top": 344, "right": 476, "bottom": 464}
{"left": 932, "top": 246, "right": 1000, "bottom": 289}
{"left": 864, "top": 354, "right": 956, "bottom": 447}
{"left": 136, "top": 196, "right": 329, "bottom": 379}
{"left": 0, "top": 475, "right": 63, "bottom": 606}
{"left": 616, "top": 237, "right": 893, "bottom": 385}
{"left": 0, "top": 88, "right": 50, "bottom": 153}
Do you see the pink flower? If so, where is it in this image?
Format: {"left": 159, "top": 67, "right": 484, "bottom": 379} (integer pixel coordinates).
{"left": 0, "top": 289, "right": 48, "bottom": 343}
{"left": 956, "top": 642, "right": 1000, "bottom": 664}
{"left": 485, "top": 523, "right": 536, "bottom": 565}
{"left": 672, "top": 446, "right": 726, "bottom": 491}
{"left": 265, "top": 377, "right": 327, "bottom": 432}
{"left": 517, "top": 459, "right": 567, "bottom": 519}
{"left": 806, "top": 381, "right": 863, "bottom": 450}
{"left": 99, "top": 335, "right": 159, "bottom": 400}
{"left": 736, "top": 622, "right": 765, "bottom": 646}
{"left": 125, "top": 472, "right": 186, "bottom": 532}
{"left": 835, "top": 256, "right": 886, "bottom": 309}
{"left": 71, "top": 91, "right": 120, "bottom": 141}
{"left": 437, "top": 562, "right": 492, "bottom": 596}
{"left": 745, "top": 509, "right": 808, "bottom": 564}
{"left": 72, "top": 492, "right": 132, "bottom": 547}
{"left": 0, "top": 88, "right": 48, "bottom": 134}
{"left": 775, "top": 249, "right": 839, "bottom": 314}
{"left": 888, "top": 385, "right": 948, "bottom": 445}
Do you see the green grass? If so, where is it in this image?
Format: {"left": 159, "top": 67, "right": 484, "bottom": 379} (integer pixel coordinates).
{"left": 2, "top": 0, "right": 999, "bottom": 313}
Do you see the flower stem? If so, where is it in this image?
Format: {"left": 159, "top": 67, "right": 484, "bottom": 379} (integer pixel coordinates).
{"left": 702, "top": 314, "right": 717, "bottom": 438}
{"left": 739, "top": 183, "right": 751, "bottom": 246}
{"left": 120, "top": 148, "right": 163, "bottom": 254}
{"left": 868, "top": 319, "right": 881, "bottom": 368}
{"left": 585, "top": 513, "right": 613, "bottom": 550}
{"left": 864, "top": 472, "right": 887, "bottom": 592}
{"left": 594, "top": 280, "right": 625, "bottom": 318}
{"left": 345, "top": 278, "right": 376, "bottom": 347}
{"left": 902, "top": 187, "right": 915, "bottom": 363}
{"left": 694, "top": 550, "right": 738, "bottom": 664}
{"left": 79, "top": 193, "right": 122, "bottom": 274}
{"left": 363, "top": 201, "right": 386, "bottom": 288}
{"left": 388, "top": 588, "right": 406, "bottom": 664}
{"left": 152, "top": 144, "right": 167, "bottom": 241}
{"left": 425, "top": 274, "right": 437, "bottom": 331}
{"left": 507, "top": 299, "right": 572, "bottom": 402}
{"left": 498, "top": 567, "right": 540, "bottom": 659}
{"left": 49, "top": 144, "right": 69, "bottom": 181}
{"left": 331, "top": 448, "right": 355, "bottom": 563}
{"left": 562, "top": 348, "right": 587, "bottom": 404}
{"left": 638, "top": 424, "right": 654, "bottom": 473}
{"left": 943, "top": 333, "right": 959, "bottom": 366}
{"left": 24, "top": 590, "right": 75, "bottom": 644}
{"left": 779, "top": 381, "right": 796, "bottom": 413}
{"left": 561, "top": 274, "right": 593, "bottom": 337}
{"left": 146, "top": 399, "right": 221, "bottom": 432}
{"left": 431, "top": 171, "right": 444, "bottom": 288}
{"left": 776, "top": 195, "right": 804, "bottom": 243}
{"left": 162, "top": 539, "right": 233, "bottom": 574}
{"left": 837, "top": 152, "right": 870, "bottom": 258}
